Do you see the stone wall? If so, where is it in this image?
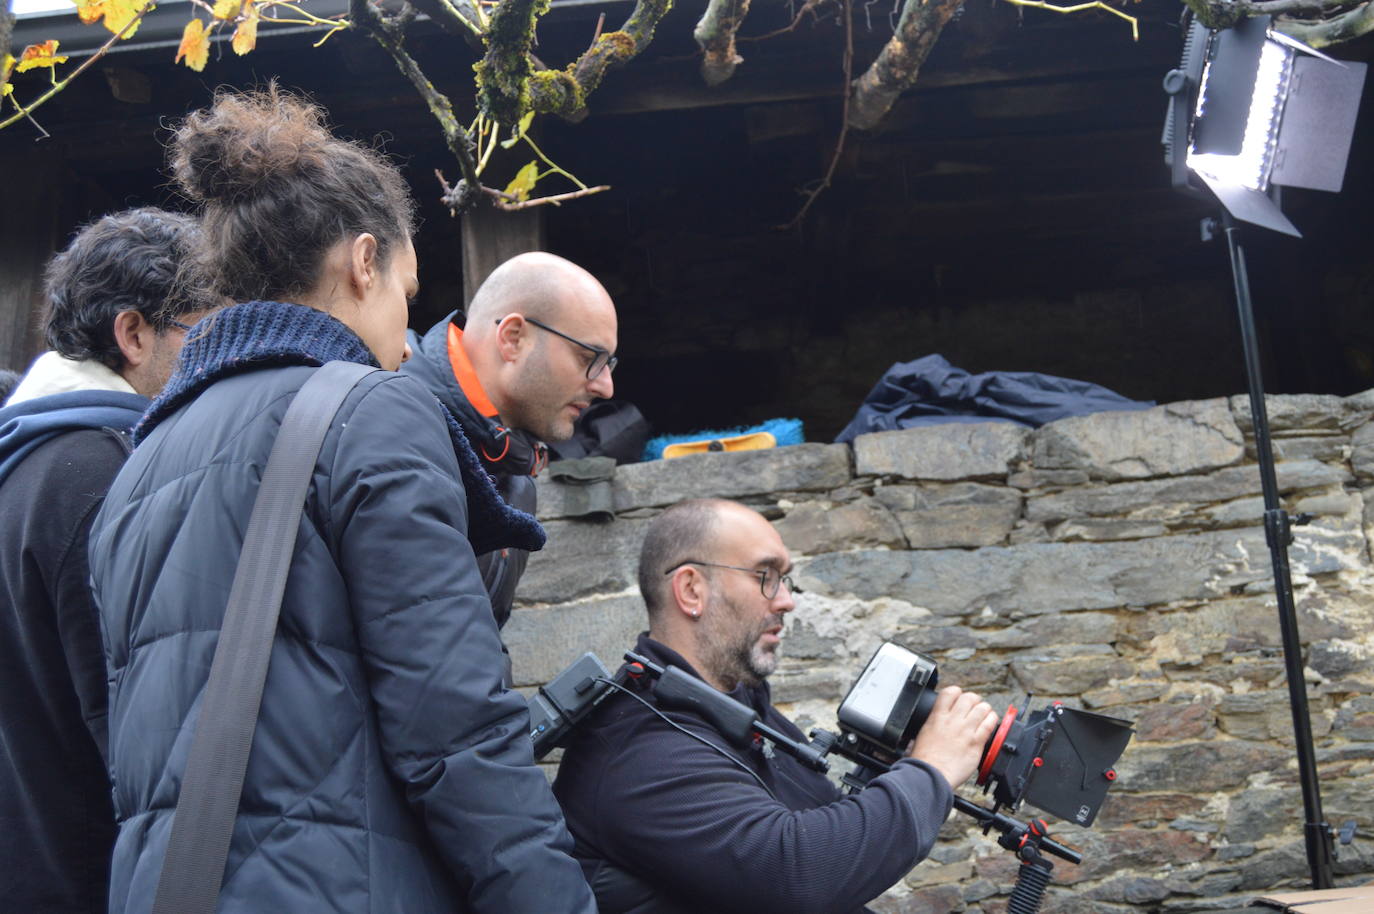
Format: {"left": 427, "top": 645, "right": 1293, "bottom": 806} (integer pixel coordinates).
{"left": 505, "top": 392, "right": 1374, "bottom": 914}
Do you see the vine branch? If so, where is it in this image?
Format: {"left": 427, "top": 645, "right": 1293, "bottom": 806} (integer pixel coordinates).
{"left": 694, "top": 0, "right": 752, "bottom": 86}
{"left": 848, "top": 0, "right": 965, "bottom": 130}
{"left": 1, "top": 0, "right": 151, "bottom": 132}
{"left": 783, "top": 0, "right": 852, "bottom": 229}
{"left": 351, "top": 0, "right": 481, "bottom": 210}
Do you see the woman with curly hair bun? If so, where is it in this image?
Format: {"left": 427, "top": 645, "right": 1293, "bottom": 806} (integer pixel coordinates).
{"left": 88, "top": 86, "right": 595, "bottom": 914}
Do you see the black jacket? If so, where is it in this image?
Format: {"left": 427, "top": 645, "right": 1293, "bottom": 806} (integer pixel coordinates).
{"left": 90, "top": 302, "right": 593, "bottom": 913}
{"left": 402, "top": 313, "right": 544, "bottom": 628}
{"left": 553, "top": 634, "right": 955, "bottom": 914}
{"left": 0, "top": 389, "right": 147, "bottom": 913}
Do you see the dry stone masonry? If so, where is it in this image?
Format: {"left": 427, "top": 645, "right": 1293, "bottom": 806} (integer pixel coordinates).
{"left": 505, "top": 392, "right": 1374, "bottom": 914}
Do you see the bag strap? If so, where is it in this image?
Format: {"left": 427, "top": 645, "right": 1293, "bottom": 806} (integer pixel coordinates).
{"left": 151, "top": 361, "right": 379, "bottom": 914}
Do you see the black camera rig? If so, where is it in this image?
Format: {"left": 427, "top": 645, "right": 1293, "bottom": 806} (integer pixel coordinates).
{"left": 529, "top": 642, "right": 1134, "bottom": 913}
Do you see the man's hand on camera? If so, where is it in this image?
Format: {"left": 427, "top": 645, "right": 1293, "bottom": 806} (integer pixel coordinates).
{"left": 906, "top": 686, "right": 999, "bottom": 788}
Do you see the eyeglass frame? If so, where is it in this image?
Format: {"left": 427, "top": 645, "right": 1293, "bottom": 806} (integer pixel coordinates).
{"left": 165, "top": 318, "right": 195, "bottom": 332}
{"left": 497, "top": 315, "right": 618, "bottom": 380}
{"left": 663, "top": 560, "right": 797, "bottom": 600}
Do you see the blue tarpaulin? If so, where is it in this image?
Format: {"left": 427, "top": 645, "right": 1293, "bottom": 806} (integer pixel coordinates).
{"left": 835, "top": 354, "right": 1154, "bottom": 443}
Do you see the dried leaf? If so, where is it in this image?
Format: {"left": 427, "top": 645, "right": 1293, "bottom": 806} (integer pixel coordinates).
{"left": 231, "top": 6, "right": 258, "bottom": 55}
{"left": 504, "top": 161, "right": 540, "bottom": 202}
{"left": 212, "top": 0, "right": 239, "bottom": 20}
{"left": 2, "top": 52, "right": 14, "bottom": 82}
{"left": 100, "top": 0, "right": 152, "bottom": 38}
{"left": 16, "top": 40, "right": 69, "bottom": 72}
{"left": 176, "top": 18, "right": 210, "bottom": 72}
{"left": 72, "top": 0, "right": 105, "bottom": 26}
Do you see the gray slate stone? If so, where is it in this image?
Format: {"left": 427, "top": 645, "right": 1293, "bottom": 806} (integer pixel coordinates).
{"left": 1026, "top": 459, "right": 1347, "bottom": 523}
{"left": 874, "top": 483, "right": 1023, "bottom": 548}
{"left": 517, "top": 516, "right": 649, "bottom": 605}
{"left": 1117, "top": 741, "right": 1289, "bottom": 792}
{"left": 852, "top": 422, "right": 1029, "bottom": 481}
{"left": 977, "top": 611, "right": 1120, "bottom": 649}
{"left": 793, "top": 530, "right": 1280, "bottom": 617}
{"left": 503, "top": 594, "right": 646, "bottom": 687}
{"left": 1229, "top": 393, "right": 1361, "bottom": 433}
{"left": 1031, "top": 399, "right": 1244, "bottom": 481}
{"left": 1351, "top": 421, "right": 1374, "bottom": 482}
{"left": 772, "top": 497, "right": 906, "bottom": 556}
{"left": 537, "top": 444, "right": 852, "bottom": 518}
{"left": 1009, "top": 646, "right": 1132, "bottom": 694}
{"left": 608, "top": 443, "right": 851, "bottom": 512}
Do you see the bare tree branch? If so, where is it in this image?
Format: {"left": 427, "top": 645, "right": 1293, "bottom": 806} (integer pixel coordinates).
{"left": 352, "top": 0, "right": 481, "bottom": 210}
{"left": 525, "top": 0, "right": 674, "bottom": 120}
{"left": 740, "top": 0, "right": 831, "bottom": 42}
{"left": 485, "top": 183, "right": 611, "bottom": 208}
{"left": 694, "top": 0, "right": 752, "bottom": 86}
{"left": 783, "top": 0, "right": 852, "bottom": 228}
{"left": 1276, "top": 0, "right": 1374, "bottom": 44}
{"left": 848, "top": 0, "right": 965, "bottom": 130}
{"left": 403, "top": 0, "right": 484, "bottom": 50}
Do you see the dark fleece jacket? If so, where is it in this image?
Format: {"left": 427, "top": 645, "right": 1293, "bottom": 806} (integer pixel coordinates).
{"left": 0, "top": 389, "right": 147, "bottom": 913}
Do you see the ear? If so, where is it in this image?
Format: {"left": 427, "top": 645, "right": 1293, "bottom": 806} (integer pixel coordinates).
{"left": 492, "top": 313, "right": 529, "bottom": 365}
{"left": 112, "top": 310, "right": 155, "bottom": 370}
{"left": 347, "top": 233, "right": 381, "bottom": 296}
{"left": 668, "top": 566, "right": 709, "bottom": 620}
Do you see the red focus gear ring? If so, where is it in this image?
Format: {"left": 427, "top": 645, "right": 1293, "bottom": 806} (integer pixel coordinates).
{"left": 978, "top": 704, "right": 1020, "bottom": 786}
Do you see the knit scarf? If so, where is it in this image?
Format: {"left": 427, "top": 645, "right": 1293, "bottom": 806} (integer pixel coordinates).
{"left": 138, "top": 300, "right": 545, "bottom": 555}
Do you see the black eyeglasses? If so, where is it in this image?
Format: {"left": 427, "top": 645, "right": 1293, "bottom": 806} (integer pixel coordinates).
{"left": 502, "top": 316, "right": 617, "bottom": 379}
{"left": 664, "top": 560, "right": 796, "bottom": 600}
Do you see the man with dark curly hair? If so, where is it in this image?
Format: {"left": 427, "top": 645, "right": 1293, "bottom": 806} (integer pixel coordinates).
{"left": 0, "top": 207, "right": 211, "bottom": 914}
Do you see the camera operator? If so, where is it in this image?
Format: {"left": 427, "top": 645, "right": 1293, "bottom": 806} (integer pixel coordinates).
{"left": 553, "top": 498, "right": 999, "bottom": 914}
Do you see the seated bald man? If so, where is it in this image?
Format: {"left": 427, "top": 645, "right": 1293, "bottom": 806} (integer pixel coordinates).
{"left": 553, "top": 498, "right": 1000, "bottom": 914}
{"left": 403, "top": 252, "right": 617, "bottom": 628}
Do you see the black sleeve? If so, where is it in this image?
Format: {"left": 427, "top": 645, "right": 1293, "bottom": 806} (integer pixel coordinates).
{"left": 572, "top": 705, "right": 953, "bottom": 914}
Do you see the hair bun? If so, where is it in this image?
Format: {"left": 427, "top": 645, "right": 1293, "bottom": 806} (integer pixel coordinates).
{"left": 170, "top": 85, "right": 331, "bottom": 204}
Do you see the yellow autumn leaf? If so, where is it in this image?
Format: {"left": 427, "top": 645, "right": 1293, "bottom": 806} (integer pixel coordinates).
{"left": 176, "top": 18, "right": 210, "bottom": 72}
{"left": 102, "top": 0, "right": 152, "bottom": 37}
{"left": 212, "top": 0, "right": 239, "bottom": 20}
{"left": 504, "top": 161, "right": 540, "bottom": 202}
{"left": 2, "top": 53, "right": 14, "bottom": 81}
{"left": 72, "top": 0, "right": 104, "bottom": 26}
{"left": 500, "top": 110, "right": 535, "bottom": 149}
{"left": 231, "top": 7, "right": 258, "bottom": 55}
{"left": 15, "top": 40, "right": 69, "bottom": 72}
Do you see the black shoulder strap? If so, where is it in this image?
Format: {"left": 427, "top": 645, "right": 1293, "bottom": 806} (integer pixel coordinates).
{"left": 150, "top": 360, "right": 379, "bottom": 914}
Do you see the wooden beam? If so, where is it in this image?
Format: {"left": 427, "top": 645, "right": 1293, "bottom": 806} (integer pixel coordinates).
{"left": 460, "top": 202, "right": 546, "bottom": 306}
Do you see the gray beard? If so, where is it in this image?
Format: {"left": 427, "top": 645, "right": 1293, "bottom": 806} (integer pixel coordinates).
{"left": 698, "top": 595, "right": 780, "bottom": 690}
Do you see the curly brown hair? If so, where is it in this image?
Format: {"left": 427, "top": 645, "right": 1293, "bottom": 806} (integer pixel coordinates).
{"left": 169, "top": 84, "right": 416, "bottom": 305}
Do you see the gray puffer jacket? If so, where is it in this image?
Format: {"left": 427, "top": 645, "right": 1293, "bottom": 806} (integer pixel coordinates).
{"left": 89, "top": 308, "right": 595, "bottom": 914}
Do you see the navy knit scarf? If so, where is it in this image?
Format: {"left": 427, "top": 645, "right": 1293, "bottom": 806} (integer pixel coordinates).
{"left": 138, "top": 300, "right": 545, "bottom": 555}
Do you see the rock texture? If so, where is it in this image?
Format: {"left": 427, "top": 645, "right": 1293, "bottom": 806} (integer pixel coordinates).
{"left": 509, "top": 392, "right": 1374, "bottom": 912}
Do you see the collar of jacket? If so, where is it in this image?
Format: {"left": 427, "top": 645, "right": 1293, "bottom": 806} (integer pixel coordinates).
{"left": 409, "top": 313, "right": 548, "bottom": 478}
{"left": 0, "top": 389, "right": 147, "bottom": 487}
{"left": 137, "top": 300, "right": 545, "bottom": 556}
{"left": 5, "top": 351, "right": 138, "bottom": 406}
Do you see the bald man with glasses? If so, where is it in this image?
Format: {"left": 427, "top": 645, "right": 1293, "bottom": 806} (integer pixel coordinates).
{"left": 402, "top": 252, "right": 618, "bottom": 633}
{"left": 553, "top": 498, "right": 999, "bottom": 914}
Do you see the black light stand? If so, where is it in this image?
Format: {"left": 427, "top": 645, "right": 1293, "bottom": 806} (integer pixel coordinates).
{"left": 1214, "top": 210, "right": 1335, "bottom": 888}
{"left": 1163, "top": 13, "right": 1366, "bottom": 888}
